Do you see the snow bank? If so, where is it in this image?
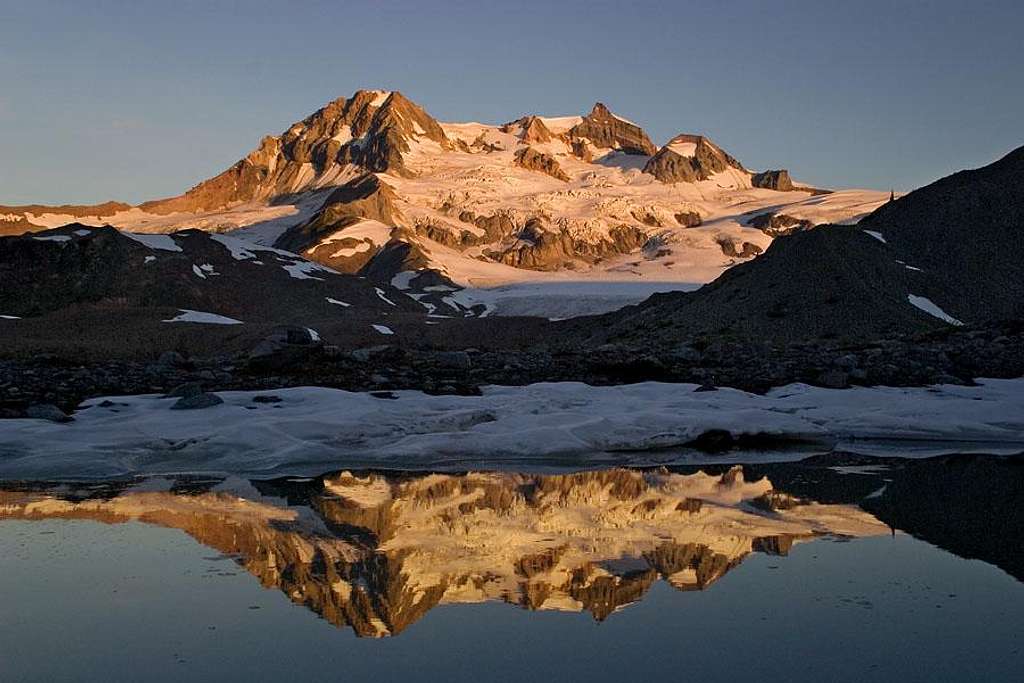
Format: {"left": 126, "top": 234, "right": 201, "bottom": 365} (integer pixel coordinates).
{"left": 124, "top": 232, "right": 182, "bottom": 252}
{"left": 908, "top": 294, "right": 963, "bottom": 326}
{"left": 162, "top": 309, "right": 243, "bottom": 325}
{"left": 0, "top": 379, "right": 1021, "bottom": 479}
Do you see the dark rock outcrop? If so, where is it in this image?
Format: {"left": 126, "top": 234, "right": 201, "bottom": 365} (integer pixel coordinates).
{"left": 643, "top": 134, "right": 745, "bottom": 184}
{"left": 513, "top": 147, "right": 570, "bottom": 182}
{"left": 675, "top": 211, "right": 703, "bottom": 228}
{"left": 275, "top": 173, "right": 401, "bottom": 271}
{"left": 501, "top": 116, "right": 554, "bottom": 144}
{"left": 565, "top": 103, "right": 657, "bottom": 156}
{"left": 716, "top": 238, "right": 763, "bottom": 259}
{"left": 751, "top": 169, "right": 794, "bottom": 191}
{"left": 747, "top": 212, "right": 814, "bottom": 237}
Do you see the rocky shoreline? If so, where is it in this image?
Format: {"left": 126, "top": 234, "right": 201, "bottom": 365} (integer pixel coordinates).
{"left": 2, "top": 321, "right": 1021, "bottom": 420}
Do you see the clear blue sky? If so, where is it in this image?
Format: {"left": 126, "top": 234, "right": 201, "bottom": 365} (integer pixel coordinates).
{"left": 2, "top": 0, "right": 1021, "bottom": 204}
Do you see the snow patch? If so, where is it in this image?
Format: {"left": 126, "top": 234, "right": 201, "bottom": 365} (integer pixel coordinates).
{"left": 162, "top": 310, "right": 243, "bottom": 325}
{"left": 863, "top": 230, "right": 887, "bottom": 243}
{"left": 668, "top": 142, "right": 697, "bottom": 157}
{"left": 211, "top": 234, "right": 258, "bottom": 261}
{"left": 124, "top": 232, "right": 182, "bottom": 252}
{"left": 375, "top": 288, "right": 397, "bottom": 306}
{"left": 908, "top": 295, "right": 963, "bottom": 326}
{"left": 326, "top": 297, "right": 351, "bottom": 307}
{"left": 372, "top": 324, "right": 395, "bottom": 335}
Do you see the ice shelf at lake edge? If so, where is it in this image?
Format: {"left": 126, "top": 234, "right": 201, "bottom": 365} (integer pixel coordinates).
{"left": 0, "top": 379, "right": 1022, "bottom": 478}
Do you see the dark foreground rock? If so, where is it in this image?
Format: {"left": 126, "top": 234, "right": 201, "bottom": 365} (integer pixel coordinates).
{"left": 0, "top": 321, "right": 1021, "bottom": 417}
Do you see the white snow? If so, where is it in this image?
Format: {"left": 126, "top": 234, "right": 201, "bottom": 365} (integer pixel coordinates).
{"left": 863, "top": 230, "right": 887, "bottom": 243}
{"left": 192, "top": 264, "right": 207, "bottom": 279}
{"left": 162, "top": 309, "right": 244, "bottom": 325}
{"left": 281, "top": 259, "right": 332, "bottom": 281}
{"left": 1, "top": 379, "right": 1022, "bottom": 479}
{"left": 124, "top": 232, "right": 183, "bottom": 252}
{"left": 372, "top": 324, "right": 394, "bottom": 335}
{"left": 391, "top": 271, "right": 417, "bottom": 290}
{"left": 326, "top": 297, "right": 351, "bottom": 307}
{"left": 74, "top": 229, "right": 91, "bottom": 236}
{"left": 143, "top": 256, "right": 156, "bottom": 264}
{"left": 668, "top": 142, "right": 698, "bottom": 157}
{"left": 908, "top": 294, "right": 963, "bottom": 325}
{"left": 211, "top": 234, "right": 258, "bottom": 260}
{"left": 537, "top": 116, "right": 583, "bottom": 133}
{"left": 1, "top": 315, "right": 20, "bottom": 320}
{"left": 31, "top": 234, "right": 71, "bottom": 242}
{"left": 305, "top": 327, "right": 321, "bottom": 342}
{"left": 374, "top": 288, "right": 397, "bottom": 306}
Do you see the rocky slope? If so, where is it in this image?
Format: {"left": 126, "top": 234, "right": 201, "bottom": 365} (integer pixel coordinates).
{"left": 856, "top": 145, "right": 1024, "bottom": 324}
{"left": 0, "top": 223, "right": 428, "bottom": 330}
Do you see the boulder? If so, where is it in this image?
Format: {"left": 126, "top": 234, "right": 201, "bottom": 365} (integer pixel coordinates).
{"left": 166, "top": 382, "right": 203, "bottom": 399}
{"left": 26, "top": 404, "right": 73, "bottom": 423}
{"left": 248, "top": 327, "right": 323, "bottom": 370}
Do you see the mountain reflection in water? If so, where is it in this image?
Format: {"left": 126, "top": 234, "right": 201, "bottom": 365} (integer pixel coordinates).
{"left": 2, "top": 456, "right": 1020, "bottom": 638}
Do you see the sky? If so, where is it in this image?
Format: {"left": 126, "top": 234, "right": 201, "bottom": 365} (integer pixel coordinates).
{"left": 1, "top": 0, "right": 1021, "bottom": 205}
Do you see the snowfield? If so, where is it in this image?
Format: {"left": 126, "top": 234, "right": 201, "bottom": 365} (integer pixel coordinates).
{"left": 1, "top": 379, "right": 1021, "bottom": 478}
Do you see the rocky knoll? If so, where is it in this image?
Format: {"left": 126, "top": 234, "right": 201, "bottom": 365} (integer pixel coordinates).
{"left": 751, "top": 169, "right": 794, "bottom": 191}
{"left": 501, "top": 115, "right": 554, "bottom": 144}
{"left": 566, "top": 102, "right": 658, "bottom": 156}
{"left": 747, "top": 211, "right": 814, "bottom": 237}
{"left": 513, "top": 146, "right": 570, "bottom": 181}
{"left": 643, "top": 134, "right": 746, "bottom": 183}
{"left": 0, "top": 224, "right": 420, "bottom": 323}
{"left": 274, "top": 173, "right": 402, "bottom": 271}
{"left": 588, "top": 225, "right": 937, "bottom": 342}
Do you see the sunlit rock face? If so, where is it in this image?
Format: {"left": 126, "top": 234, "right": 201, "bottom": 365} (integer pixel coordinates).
{"left": 0, "top": 467, "right": 886, "bottom": 637}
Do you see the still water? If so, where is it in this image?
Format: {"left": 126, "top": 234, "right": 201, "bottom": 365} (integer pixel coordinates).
{"left": 1, "top": 455, "right": 1022, "bottom": 682}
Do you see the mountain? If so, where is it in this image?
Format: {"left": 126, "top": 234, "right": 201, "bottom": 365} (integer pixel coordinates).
{"left": 584, "top": 146, "right": 1024, "bottom": 343}
{"left": 1, "top": 89, "right": 888, "bottom": 317}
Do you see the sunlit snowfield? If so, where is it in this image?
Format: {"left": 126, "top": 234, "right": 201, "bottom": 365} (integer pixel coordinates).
{"left": 1, "top": 458, "right": 1022, "bottom": 682}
